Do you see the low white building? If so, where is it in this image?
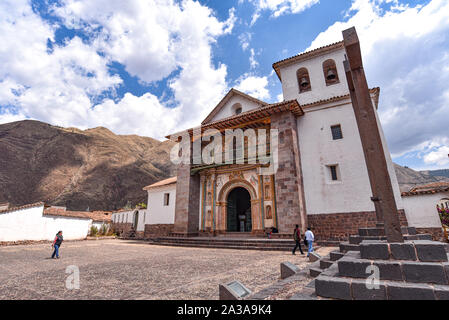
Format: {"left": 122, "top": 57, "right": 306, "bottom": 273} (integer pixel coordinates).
{"left": 401, "top": 182, "right": 449, "bottom": 241}
{"left": 111, "top": 207, "right": 147, "bottom": 237}
{"left": 141, "top": 177, "right": 177, "bottom": 237}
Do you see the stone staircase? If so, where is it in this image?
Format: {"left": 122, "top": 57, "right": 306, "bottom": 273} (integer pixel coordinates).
{"left": 302, "top": 226, "right": 449, "bottom": 300}
{"left": 308, "top": 226, "right": 432, "bottom": 279}
{"left": 147, "top": 236, "right": 309, "bottom": 252}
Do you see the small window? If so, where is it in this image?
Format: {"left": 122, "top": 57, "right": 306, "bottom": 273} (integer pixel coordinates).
{"left": 331, "top": 125, "right": 343, "bottom": 140}
{"left": 163, "top": 193, "right": 170, "bottom": 206}
{"left": 232, "top": 103, "right": 242, "bottom": 115}
{"left": 328, "top": 165, "right": 339, "bottom": 181}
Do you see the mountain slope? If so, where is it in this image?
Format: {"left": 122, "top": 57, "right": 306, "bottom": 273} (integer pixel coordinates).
{"left": 394, "top": 163, "right": 449, "bottom": 192}
{"left": 0, "top": 120, "right": 175, "bottom": 210}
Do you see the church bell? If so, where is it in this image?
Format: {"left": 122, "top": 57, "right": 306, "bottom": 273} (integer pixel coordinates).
{"left": 326, "top": 69, "right": 336, "bottom": 80}
{"left": 300, "top": 77, "right": 309, "bottom": 88}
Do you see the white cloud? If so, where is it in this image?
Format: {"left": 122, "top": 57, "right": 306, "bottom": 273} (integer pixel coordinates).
{"left": 235, "top": 74, "right": 270, "bottom": 100}
{"left": 305, "top": 0, "right": 449, "bottom": 169}
{"left": 238, "top": 32, "right": 252, "bottom": 51}
{"left": 248, "top": 0, "right": 320, "bottom": 25}
{"left": 0, "top": 0, "right": 236, "bottom": 139}
{"left": 423, "top": 144, "right": 449, "bottom": 167}
{"left": 249, "top": 48, "right": 259, "bottom": 69}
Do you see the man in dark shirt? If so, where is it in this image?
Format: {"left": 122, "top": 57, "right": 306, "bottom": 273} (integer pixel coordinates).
{"left": 51, "top": 231, "right": 63, "bottom": 259}
{"left": 292, "top": 225, "right": 304, "bottom": 255}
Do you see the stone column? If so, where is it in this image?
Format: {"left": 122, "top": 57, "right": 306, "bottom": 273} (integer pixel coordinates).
{"left": 173, "top": 163, "right": 200, "bottom": 235}
{"left": 270, "top": 111, "right": 307, "bottom": 234}
{"left": 343, "top": 27, "right": 403, "bottom": 243}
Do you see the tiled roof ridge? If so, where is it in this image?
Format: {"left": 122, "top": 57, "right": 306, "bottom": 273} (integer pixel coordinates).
{"left": 143, "top": 176, "right": 177, "bottom": 190}
{"left": 0, "top": 202, "right": 45, "bottom": 214}
{"left": 272, "top": 41, "right": 345, "bottom": 79}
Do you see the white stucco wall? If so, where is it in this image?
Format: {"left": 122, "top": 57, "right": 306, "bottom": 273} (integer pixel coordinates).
{"left": 209, "top": 95, "right": 263, "bottom": 123}
{"left": 277, "top": 45, "right": 403, "bottom": 216}
{"left": 111, "top": 209, "right": 145, "bottom": 231}
{"left": 146, "top": 184, "right": 176, "bottom": 225}
{"left": 402, "top": 193, "right": 447, "bottom": 228}
{"left": 280, "top": 48, "right": 349, "bottom": 104}
{"left": 296, "top": 100, "right": 403, "bottom": 215}
{"left": 0, "top": 205, "right": 91, "bottom": 242}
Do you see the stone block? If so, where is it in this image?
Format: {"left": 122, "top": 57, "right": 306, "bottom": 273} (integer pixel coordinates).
{"left": 413, "top": 240, "right": 448, "bottom": 262}
{"left": 351, "top": 279, "right": 387, "bottom": 300}
{"left": 417, "top": 234, "right": 433, "bottom": 241}
{"left": 349, "top": 235, "right": 362, "bottom": 245}
{"left": 360, "top": 241, "right": 390, "bottom": 260}
{"left": 402, "top": 261, "right": 448, "bottom": 285}
{"left": 308, "top": 252, "right": 321, "bottom": 262}
{"left": 219, "top": 281, "right": 252, "bottom": 300}
{"left": 320, "top": 259, "right": 333, "bottom": 269}
{"left": 315, "top": 275, "right": 352, "bottom": 300}
{"left": 386, "top": 282, "right": 435, "bottom": 300}
{"left": 373, "top": 261, "right": 403, "bottom": 281}
{"left": 321, "top": 263, "right": 339, "bottom": 277}
{"left": 434, "top": 285, "right": 449, "bottom": 300}
{"left": 338, "top": 257, "right": 372, "bottom": 278}
{"left": 330, "top": 251, "right": 345, "bottom": 261}
{"left": 309, "top": 267, "right": 322, "bottom": 278}
{"left": 280, "top": 262, "right": 300, "bottom": 279}
{"left": 390, "top": 243, "right": 417, "bottom": 261}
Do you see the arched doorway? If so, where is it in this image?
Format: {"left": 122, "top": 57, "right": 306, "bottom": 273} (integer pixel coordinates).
{"left": 227, "top": 187, "right": 252, "bottom": 232}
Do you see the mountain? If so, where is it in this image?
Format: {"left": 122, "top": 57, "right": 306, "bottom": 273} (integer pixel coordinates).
{"left": 0, "top": 120, "right": 175, "bottom": 211}
{"left": 421, "top": 169, "right": 449, "bottom": 179}
{"left": 394, "top": 163, "right": 449, "bottom": 192}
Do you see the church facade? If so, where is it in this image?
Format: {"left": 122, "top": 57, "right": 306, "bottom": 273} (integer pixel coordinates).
{"left": 164, "top": 41, "right": 407, "bottom": 242}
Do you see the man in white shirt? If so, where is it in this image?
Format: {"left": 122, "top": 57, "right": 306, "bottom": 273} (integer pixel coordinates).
{"left": 304, "top": 227, "right": 315, "bottom": 257}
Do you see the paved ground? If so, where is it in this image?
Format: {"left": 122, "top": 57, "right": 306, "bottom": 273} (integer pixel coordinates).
{"left": 0, "top": 239, "right": 332, "bottom": 300}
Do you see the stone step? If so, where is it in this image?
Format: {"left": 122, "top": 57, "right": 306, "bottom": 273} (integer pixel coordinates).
{"left": 330, "top": 251, "right": 345, "bottom": 261}
{"left": 402, "top": 227, "right": 417, "bottom": 235}
{"left": 148, "top": 241, "right": 296, "bottom": 251}
{"left": 315, "top": 274, "right": 449, "bottom": 300}
{"left": 309, "top": 267, "right": 323, "bottom": 278}
{"left": 320, "top": 259, "right": 334, "bottom": 270}
{"left": 339, "top": 242, "right": 360, "bottom": 253}
{"left": 338, "top": 255, "right": 449, "bottom": 284}
{"left": 152, "top": 238, "right": 300, "bottom": 247}
{"left": 359, "top": 240, "right": 448, "bottom": 262}
{"left": 358, "top": 227, "right": 385, "bottom": 237}
{"left": 349, "top": 235, "right": 386, "bottom": 245}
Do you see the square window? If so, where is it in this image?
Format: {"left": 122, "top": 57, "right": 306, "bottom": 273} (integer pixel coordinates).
{"left": 163, "top": 193, "right": 170, "bottom": 206}
{"left": 331, "top": 125, "right": 343, "bottom": 140}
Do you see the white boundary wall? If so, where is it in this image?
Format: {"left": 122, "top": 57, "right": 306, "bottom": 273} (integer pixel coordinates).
{"left": 0, "top": 205, "right": 91, "bottom": 242}
{"left": 402, "top": 192, "right": 447, "bottom": 228}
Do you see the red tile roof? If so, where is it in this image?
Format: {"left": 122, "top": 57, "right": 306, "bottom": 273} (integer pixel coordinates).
{"left": 401, "top": 182, "right": 449, "bottom": 197}
{"left": 43, "top": 207, "right": 112, "bottom": 222}
{"left": 143, "top": 176, "right": 177, "bottom": 190}
{"left": 272, "top": 41, "right": 345, "bottom": 80}
{"left": 0, "top": 202, "right": 45, "bottom": 214}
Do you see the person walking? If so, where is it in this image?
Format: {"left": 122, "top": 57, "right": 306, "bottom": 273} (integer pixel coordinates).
{"left": 305, "top": 227, "right": 315, "bottom": 257}
{"left": 292, "top": 225, "right": 304, "bottom": 255}
{"left": 51, "top": 231, "right": 63, "bottom": 259}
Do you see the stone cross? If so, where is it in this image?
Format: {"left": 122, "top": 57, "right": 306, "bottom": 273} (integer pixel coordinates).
{"left": 342, "top": 27, "right": 404, "bottom": 243}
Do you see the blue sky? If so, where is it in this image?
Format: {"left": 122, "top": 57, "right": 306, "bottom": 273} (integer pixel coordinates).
{"left": 0, "top": 0, "right": 448, "bottom": 170}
